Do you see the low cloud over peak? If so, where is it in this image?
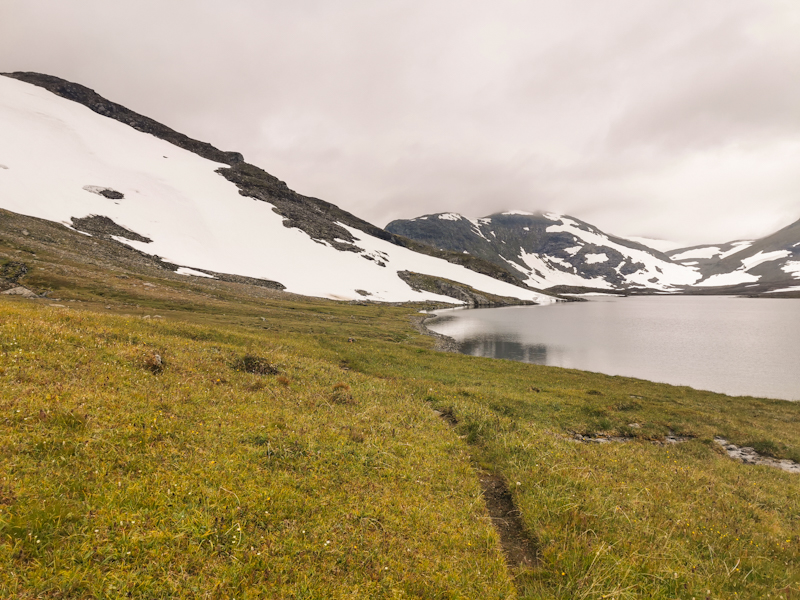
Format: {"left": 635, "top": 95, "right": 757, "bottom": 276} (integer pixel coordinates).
{"left": 2, "top": 0, "right": 798, "bottom": 246}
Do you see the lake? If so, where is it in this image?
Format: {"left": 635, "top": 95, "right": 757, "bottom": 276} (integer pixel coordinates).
{"left": 426, "top": 296, "right": 800, "bottom": 401}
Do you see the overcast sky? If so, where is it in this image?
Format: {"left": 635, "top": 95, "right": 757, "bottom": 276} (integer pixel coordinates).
{"left": 2, "top": 0, "right": 799, "bottom": 247}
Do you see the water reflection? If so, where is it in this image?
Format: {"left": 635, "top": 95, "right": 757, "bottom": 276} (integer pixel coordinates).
{"left": 426, "top": 297, "right": 800, "bottom": 401}
{"left": 458, "top": 336, "right": 549, "bottom": 364}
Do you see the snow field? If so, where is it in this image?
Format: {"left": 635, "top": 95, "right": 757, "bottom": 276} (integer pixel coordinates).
{"left": 0, "top": 76, "right": 554, "bottom": 304}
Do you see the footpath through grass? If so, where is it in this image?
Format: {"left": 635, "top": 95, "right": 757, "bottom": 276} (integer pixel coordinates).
{"left": 1, "top": 266, "right": 799, "bottom": 598}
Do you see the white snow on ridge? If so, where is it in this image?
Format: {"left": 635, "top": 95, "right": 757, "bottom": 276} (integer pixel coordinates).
{"left": 437, "top": 213, "right": 463, "bottom": 221}
{"left": 545, "top": 217, "right": 701, "bottom": 289}
{"left": 694, "top": 250, "right": 788, "bottom": 288}
{"left": 501, "top": 210, "right": 534, "bottom": 216}
{"left": 782, "top": 261, "right": 800, "bottom": 278}
{"left": 517, "top": 250, "right": 612, "bottom": 289}
{"left": 740, "top": 250, "right": 790, "bottom": 271}
{"left": 670, "top": 246, "right": 721, "bottom": 261}
{"left": 720, "top": 241, "right": 754, "bottom": 259}
{"left": 465, "top": 217, "right": 491, "bottom": 241}
{"left": 176, "top": 267, "right": 216, "bottom": 278}
{"left": 0, "top": 76, "right": 555, "bottom": 305}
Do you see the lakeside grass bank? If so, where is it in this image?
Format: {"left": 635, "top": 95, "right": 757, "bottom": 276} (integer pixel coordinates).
{"left": 1, "top": 238, "right": 799, "bottom": 598}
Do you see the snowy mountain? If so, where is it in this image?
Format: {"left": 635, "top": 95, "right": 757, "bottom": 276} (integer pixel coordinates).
{"left": 387, "top": 211, "right": 800, "bottom": 294}
{"left": 386, "top": 211, "right": 702, "bottom": 292}
{"left": 669, "top": 218, "right": 800, "bottom": 293}
{"left": 0, "top": 72, "right": 555, "bottom": 306}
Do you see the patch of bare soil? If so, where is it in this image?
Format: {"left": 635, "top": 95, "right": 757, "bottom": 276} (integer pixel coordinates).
{"left": 431, "top": 407, "right": 458, "bottom": 426}
{"left": 431, "top": 407, "right": 538, "bottom": 571}
{"left": 478, "top": 473, "right": 539, "bottom": 569}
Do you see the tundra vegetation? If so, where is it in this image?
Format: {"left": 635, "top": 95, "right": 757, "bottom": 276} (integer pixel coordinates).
{"left": 1, "top": 227, "right": 799, "bottom": 599}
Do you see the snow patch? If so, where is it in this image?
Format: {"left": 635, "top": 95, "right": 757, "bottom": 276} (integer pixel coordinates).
{"left": 719, "top": 241, "right": 754, "bottom": 259}
{"left": 740, "top": 250, "right": 791, "bottom": 270}
{"left": 176, "top": 267, "right": 216, "bottom": 278}
{"left": 548, "top": 256, "right": 575, "bottom": 270}
{"left": 782, "top": 261, "right": 800, "bottom": 278}
{"left": 693, "top": 249, "right": 786, "bottom": 287}
{"left": 671, "top": 246, "right": 721, "bottom": 261}
{"left": 466, "top": 218, "right": 491, "bottom": 242}
{"left": 501, "top": 210, "right": 534, "bottom": 216}
{"left": 517, "top": 250, "right": 612, "bottom": 289}
{"left": 584, "top": 253, "right": 608, "bottom": 264}
{"left": 437, "top": 213, "right": 463, "bottom": 221}
{"left": 563, "top": 246, "right": 582, "bottom": 256}
{"left": 766, "top": 285, "right": 800, "bottom": 293}
{"left": 696, "top": 271, "right": 760, "bottom": 287}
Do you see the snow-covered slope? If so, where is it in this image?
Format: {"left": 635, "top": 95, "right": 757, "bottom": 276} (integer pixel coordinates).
{"left": 0, "top": 74, "right": 554, "bottom": 305}
{"left": 669, "top": 219, "right": 800, "bottom": 290}
{"left": 387, "top": 211, "right": 702, "bottom": 291}
{"left": 388, "top": 210, "right": 800, "bottom": 293}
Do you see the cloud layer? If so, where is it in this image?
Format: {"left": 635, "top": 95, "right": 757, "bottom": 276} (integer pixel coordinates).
{"left": 2, "top": 0, "right": 799, "bottom": 246}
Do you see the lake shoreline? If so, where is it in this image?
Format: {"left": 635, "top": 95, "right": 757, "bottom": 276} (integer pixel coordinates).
{"left": 412, "top": 312, "right": 460, "bottom": 353}
{"left": 425, "top": 295, "right": 800, "bottom": 402}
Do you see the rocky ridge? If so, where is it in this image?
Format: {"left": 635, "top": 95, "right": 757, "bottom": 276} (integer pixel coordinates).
{"left": 388, "top": 211, "right": 800, "bottom": 294}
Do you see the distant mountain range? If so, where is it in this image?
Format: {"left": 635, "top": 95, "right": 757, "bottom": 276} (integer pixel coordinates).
{"left": 1, "top": 72, "right": 798, "bottom": 302}
{"left": 387, "top": 212, "right": 800, "bottom": 295}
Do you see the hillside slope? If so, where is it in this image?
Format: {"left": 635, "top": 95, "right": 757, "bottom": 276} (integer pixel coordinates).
{"left": 1, "top": 233, "right": 798, "bottom": 597}
{"left": 0, "top": 73, "right": 553, "bottom": 305}
{"left": 669, "top": 218, "right": 800, "bottom": 293}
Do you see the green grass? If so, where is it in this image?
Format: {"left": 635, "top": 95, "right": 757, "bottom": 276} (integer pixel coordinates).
{"left": 0, "top": 238, "right": 799, "bottom": 598}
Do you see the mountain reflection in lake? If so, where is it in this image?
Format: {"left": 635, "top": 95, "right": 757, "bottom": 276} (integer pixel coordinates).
{"left": 459, "top": 338, "right": 549, "bottom": 364}
{"left": 426, "top": 296, "right": 800, "bottom": 401}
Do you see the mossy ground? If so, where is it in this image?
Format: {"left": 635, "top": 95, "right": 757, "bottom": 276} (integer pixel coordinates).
{"left": 1, "top": 224, "right": 799, "bottom": 598}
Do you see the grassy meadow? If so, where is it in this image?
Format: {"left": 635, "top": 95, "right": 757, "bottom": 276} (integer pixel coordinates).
{"left": 1, "top": 234, "right": 799, "bottom": 598}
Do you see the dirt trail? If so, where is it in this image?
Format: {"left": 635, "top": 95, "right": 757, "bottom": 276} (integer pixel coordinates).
{"left": 478, "top": 473, "right": 539, "bottom": 568}
{"left": 432, "top": 408, "right": 539, "bottom": 570}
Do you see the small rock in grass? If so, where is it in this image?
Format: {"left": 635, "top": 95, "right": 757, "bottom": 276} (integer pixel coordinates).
{"left": 1, "top": 286, "right": 38, "bottom": 298}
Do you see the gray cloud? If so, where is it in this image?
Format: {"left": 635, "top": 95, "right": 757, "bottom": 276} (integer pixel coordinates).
{"left": 2, "top": 0, "right": 799, "bottom": 247}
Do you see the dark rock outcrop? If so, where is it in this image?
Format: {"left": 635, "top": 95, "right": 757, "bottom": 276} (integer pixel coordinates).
{"left": 397, "top": 270, "right": 535, "bottom": 307}
{"left": 71, "top": 215, "right": 152, "bottom": 243}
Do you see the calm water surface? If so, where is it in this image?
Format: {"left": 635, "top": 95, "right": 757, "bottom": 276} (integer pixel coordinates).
{"left": 427, "top": 296, "right": 800, "bottom": 401}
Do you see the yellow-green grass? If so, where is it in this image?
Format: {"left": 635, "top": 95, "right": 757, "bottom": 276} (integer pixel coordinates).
{"left": 1, "top": 251, "right": 799, "bottom": 598}
{"left": 0, "top": 301, "right": 513, "bottom": 598}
